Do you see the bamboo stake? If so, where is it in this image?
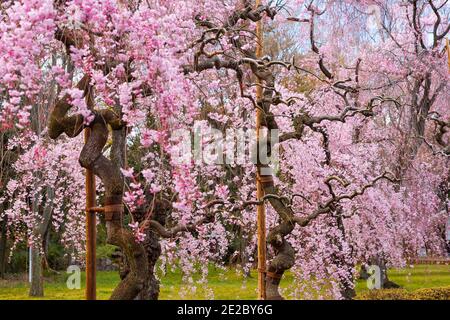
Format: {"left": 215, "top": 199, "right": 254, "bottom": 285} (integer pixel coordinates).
{"left": 84, "top": 128, "right": 96, "bottom": 300}
{"left": 255, "top": 0, "right": 267, "bottom": 300}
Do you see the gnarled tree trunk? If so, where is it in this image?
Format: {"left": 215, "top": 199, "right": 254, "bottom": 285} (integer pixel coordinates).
{"left": 29, "top": 246, "right": 44, "bottom": 296}
{"left": 119, "top": 198, "right": 170, "bottom": 300}
{"left": 48, "top": 75, "right": 149, "bottom": 299}
{"left": 333, "top": 212, "right": 356, "bottom": 300}
{"left": 29, "top": 187, "right": 53, "bottom": 297}
{"left": 261, "top": 181, "right": 296, "bottom": 300}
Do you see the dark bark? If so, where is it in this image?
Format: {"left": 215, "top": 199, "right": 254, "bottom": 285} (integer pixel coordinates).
{"left": 121, "top": 198, "right": 170, "bottom": 300}
{"left": 332, "top": 213, "right": 356, "bottom": 300}
{"left": 115, "top": 229, "right": 161, "bottom": 300}
{"left": 138, "top": 231, "right": 161, "bottom": 300}
{"left": 139, "top": 200, "right": 170, "bottom": 300}
{"left": 262, "top": 184, "right": 296, "bottom": 300}
{"left": 29, "top": 246, "right": 44, "bottom": 296}
{"left": 29, "top": 187, "right": 53, "bottom": 297}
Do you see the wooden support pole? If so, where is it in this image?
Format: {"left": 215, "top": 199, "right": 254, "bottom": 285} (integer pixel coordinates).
{"left": 84, "top": 128, "right": 96, "bottom": 300}
{"left": 255, "top": 0, "right": 267, "bottom": 301}
{"left": 447, "top": 39, "right": 450, "bottom": 72}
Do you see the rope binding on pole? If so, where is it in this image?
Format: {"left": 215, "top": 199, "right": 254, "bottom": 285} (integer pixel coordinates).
{"left": 87, "top": 204, "right": 124, "bottom": 221}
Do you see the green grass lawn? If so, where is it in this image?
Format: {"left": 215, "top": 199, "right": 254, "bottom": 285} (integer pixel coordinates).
{"left": 355, "top": 264, "right": 450, "bottom": 293}
{"left": 0, "top": 264, "right": 449, "bottom": 300}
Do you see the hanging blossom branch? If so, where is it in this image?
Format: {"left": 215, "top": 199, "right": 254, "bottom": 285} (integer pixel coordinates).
{"left": 181, "top": 0, "right": 404, "bottom": 300}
